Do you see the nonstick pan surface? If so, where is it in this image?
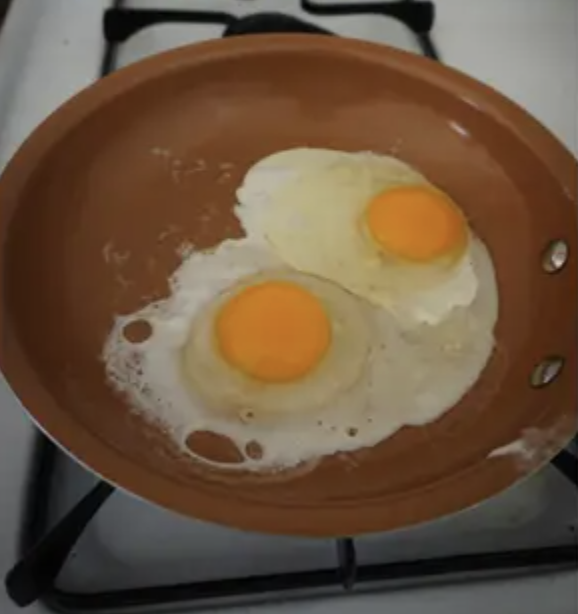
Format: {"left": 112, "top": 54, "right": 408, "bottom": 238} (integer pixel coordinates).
{"left": 0, "top": 36, "right": 576, "bottom": 536}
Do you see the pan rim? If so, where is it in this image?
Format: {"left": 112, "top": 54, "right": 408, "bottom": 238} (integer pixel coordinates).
{"left": 0, "top": 34, "right": 576, "bottom": 536}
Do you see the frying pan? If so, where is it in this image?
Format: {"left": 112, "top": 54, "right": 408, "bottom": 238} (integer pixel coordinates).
{"left": 0, "top": 35, "right": 576, "bottom": 537}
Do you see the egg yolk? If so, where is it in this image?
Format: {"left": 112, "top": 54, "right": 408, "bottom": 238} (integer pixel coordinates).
{"left": 216, "top": 282, "right": 331, "bottom": 383}
{"left": 365, "top": 186, "right": 467, "bottom": 262}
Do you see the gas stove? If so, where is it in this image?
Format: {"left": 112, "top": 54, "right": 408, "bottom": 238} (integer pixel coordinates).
{"left": 0, "top": 2, "right": 576, "bottom": 614}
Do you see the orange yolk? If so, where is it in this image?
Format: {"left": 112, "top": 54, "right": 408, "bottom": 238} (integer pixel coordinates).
{"left": 365, "top": 186, "right": 467, "bottom": 262}
{"left": 216, "top": 282, "right": 331, "bottom": 383}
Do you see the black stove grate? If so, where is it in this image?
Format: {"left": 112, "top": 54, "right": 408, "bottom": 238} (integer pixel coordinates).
{"left": 5, "top": 2, "right": 577, "bottom": 613}
{"left": 102, "top": 1, "right": 435, "bottom": 44}
{"left": 15, "top": 436, "right": 578, "bottom": 614}
{"left": 101, "top": 0, "right": 438, "bottom": 74}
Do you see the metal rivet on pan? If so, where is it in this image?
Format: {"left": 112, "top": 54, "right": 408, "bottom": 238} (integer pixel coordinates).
{"left": 542, "top": 240, "right": 568, "bottom": 273}
{"left": 531, "top": 357, "right": 564, "bottom": 388}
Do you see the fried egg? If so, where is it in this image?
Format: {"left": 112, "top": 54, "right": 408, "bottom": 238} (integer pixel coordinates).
{"left": 102, "top": 236, "right": 498, "bottom": 472}
{"left": 184, "top": 268, "right": 372, "bottom": 417}
{"left": 236, "top": 148, "right": 479, "bottom": 328}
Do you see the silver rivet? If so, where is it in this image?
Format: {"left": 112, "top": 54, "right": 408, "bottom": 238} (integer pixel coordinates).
{"left": 531, "top": 357, "right": 564, "bottom": 388}
{"left": 542, "top": 240, "right": 568, "bottom": 273}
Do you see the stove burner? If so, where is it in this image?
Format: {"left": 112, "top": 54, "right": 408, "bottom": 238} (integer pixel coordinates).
{"left": 223, "top": 12, "right": 333, "bottom": 37}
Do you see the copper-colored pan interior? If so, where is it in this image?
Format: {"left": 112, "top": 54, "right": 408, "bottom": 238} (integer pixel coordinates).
{"left": 0, "top": 36, "right": 576, "bottom": 536}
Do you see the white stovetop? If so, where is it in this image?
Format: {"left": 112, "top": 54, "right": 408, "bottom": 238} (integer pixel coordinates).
{"left": 0, "top": 1, "right": 576, "bottom": 613}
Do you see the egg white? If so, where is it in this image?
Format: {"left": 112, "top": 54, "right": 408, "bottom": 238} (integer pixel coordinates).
{"left": 236, "top": 148, "right": 479, "bottom": 328}
{"left": 102, "top": 235, "right": 498, "bottom": 473}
